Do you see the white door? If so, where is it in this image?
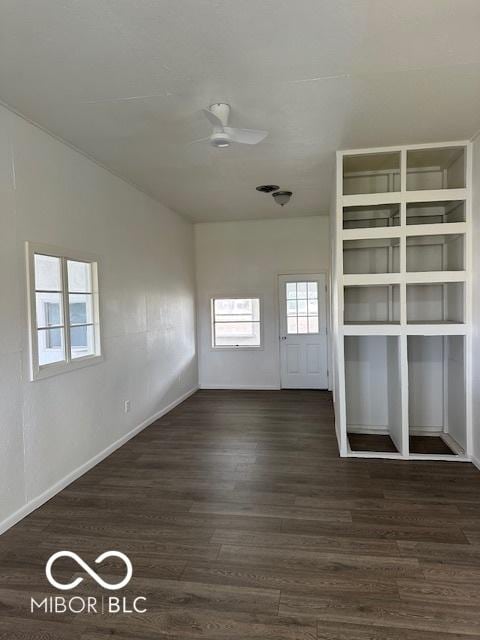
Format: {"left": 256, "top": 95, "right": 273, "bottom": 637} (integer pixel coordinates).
{"left": 279, "top": 274, "right": 328, "bottom": 389}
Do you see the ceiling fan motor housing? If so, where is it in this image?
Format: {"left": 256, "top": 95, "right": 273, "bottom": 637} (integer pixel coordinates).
{"left": 210, "top": 131, "right": 231, "bottom": 147}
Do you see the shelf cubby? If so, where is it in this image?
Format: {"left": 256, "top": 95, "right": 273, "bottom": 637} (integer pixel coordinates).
{"left": 406, "top": 200, "right": 465, "bottom": 226}
{"left": 343, "top": 152, "right": 400, "bottom": 195}
{"left": 407, "top": 335, "right": 466, "bottom": 455}
{"left": 344, "top": 238, "right": 400, "bottom": 275}
{"left": 406, "top": 147, "right": 466, "bottom": 191}
{"left": 345, "top": 336, "right": 403, "bottom": 454}
{"left": 343, "top": 204, "right": 400, "bottom": 230}
{"left": 344, "top": 285, "right": 399, "bottom": 325}
{"left": 406, "top": 283, "right": 464, "bottom": 324}
{"left": 406, "top": 234, "right": 464, "bottom": 272}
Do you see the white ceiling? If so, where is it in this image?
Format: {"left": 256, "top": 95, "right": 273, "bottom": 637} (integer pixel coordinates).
{"left": 1, "top": 0, "right": 480, "bottom": 222}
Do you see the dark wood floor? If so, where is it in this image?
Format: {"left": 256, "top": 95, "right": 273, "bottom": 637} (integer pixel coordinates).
{"left": 1, "top": 390, "right": 480, "bottom": 639}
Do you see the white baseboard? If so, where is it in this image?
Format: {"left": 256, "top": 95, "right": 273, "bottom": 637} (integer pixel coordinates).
{"left": 347, "top": 425, "right": 389, "bottom": 435}
{"left": 199, "top": 384, "right": 281, "bottom": 390}
{"left": 472, "top": 454, "right": 480, "bottom": 472}
{"left": 0, "top": 386, "right": 198, "bottom": 535}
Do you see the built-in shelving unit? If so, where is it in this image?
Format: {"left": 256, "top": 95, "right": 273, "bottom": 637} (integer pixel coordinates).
{"left": 332, "top": 141, "right": 472, "bottom": 461}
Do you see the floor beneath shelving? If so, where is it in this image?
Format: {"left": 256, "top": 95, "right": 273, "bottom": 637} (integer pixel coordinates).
{"left": 410, "top": 435, "right": 455, "bottom": 455}
{"left": 348, "top": 433, "right": 456, "bottom": 456}
{"left": 349, "top": 432, "right": 397, "bottom": 452}
{"left": 1, "top": 390, "right": 479, "bottom": 638}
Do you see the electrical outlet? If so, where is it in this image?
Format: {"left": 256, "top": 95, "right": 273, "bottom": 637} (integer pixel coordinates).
{"left": 124, "top": 400, "right": 131, "bottom": 413}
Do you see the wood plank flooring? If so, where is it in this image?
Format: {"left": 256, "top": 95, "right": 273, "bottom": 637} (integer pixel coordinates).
{"left": 1, "top": 389, "right": 480, "bottom": 638}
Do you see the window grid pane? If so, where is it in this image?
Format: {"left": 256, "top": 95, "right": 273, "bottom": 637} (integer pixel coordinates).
{"left": 285, "top": 281, "right": 319, "bottom": 335}
{"left": 67, "top": 260, "right": 93, "bottom": 293}
{"left": 37, "top": 327, "right": 66, "bottom": 366}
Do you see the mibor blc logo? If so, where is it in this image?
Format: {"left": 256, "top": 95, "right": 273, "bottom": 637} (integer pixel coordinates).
{"left": 31, "top": 550, "right": 147, "bottom": 614}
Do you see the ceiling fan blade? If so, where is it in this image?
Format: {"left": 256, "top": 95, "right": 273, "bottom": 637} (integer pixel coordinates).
{"left": 202, "top": 108, "right": 223, "bottom": 128}
{"left": 224, "top": 127, "right": 268, "bottom": 145}
{"left": 188, "top": 136, "right": 210, "bottom": 145}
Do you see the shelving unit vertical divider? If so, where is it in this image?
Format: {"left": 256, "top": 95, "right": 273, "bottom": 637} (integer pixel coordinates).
{"left": 399, "top": 333, "right": 409, "bottom": 457}
{"left": 464, "top": 141, "right": 474, "bottom": 457}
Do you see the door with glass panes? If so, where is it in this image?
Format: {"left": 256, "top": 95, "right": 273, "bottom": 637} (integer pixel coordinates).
{"left": 278, "top": 274, "right": 328, "bottom": 389}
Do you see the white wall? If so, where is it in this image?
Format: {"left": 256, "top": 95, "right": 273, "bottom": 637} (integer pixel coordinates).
{"left": 472, "top": 134, "right": 480, "bottom": 467}
{"left": 195, "top": 216, "right": 329, "bottom": 389}
{"left": 0, "top": 105, "right": 197, "bottom": 531}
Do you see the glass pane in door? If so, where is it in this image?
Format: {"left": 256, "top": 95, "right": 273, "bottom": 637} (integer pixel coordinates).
{"left": 285, "top": 281, "right": 319, "bottom": 334}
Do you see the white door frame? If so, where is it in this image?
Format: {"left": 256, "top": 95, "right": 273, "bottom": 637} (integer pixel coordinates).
{"left": 277, "top": 271, "right": 331, "bottom": 390}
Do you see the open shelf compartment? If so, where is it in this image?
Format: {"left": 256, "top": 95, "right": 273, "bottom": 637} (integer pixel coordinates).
{"left": 407, "top": 335, "right": 466, "bottom": 456}
{"left": 406, "top": 233, "right": 464, "bottom": 272}
{"left": 344, "top": 237, "right": 400, "bottom": 275}
{"left": 343, "top": 204, "right": 400, "bottom": 230}
{"left": 406, "top": 200, "right": 465, "bottom": 226}
{"left": 345, "top": 336, "right": 403, "bottom": 454}
{"left": 406, "top": 282, "right": 464, "bottom": 324}
{"left": 344, "top": 285, "right": 399, "bottom": 325}
{"left": 343, "top": 152, "right": 400, "bottom": 196}
{"left": 407, "top": 147, "right": 466, "bottom": 191}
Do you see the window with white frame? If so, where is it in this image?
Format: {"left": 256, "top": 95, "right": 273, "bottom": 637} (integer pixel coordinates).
{"left": 27, "top": 244, "right": 101, "bottom": 379}
{"left": 211, "top": 298, "right": 261, "bottom": 348}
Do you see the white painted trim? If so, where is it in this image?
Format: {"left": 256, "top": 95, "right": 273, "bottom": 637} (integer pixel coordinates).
{"left": 199, "top": 384, "right": 281, "bottom": 390}
{"left": 0, "top": 386, "right": 199, "bottom": 535}
{"left": 340, "top": 140, "right": 470, "bottom": 156}
{"left": 335, "top": 141, "right": 472, "bottom": 464}
{"left": 471, "top": 454, "right": 480, "bottom": 472}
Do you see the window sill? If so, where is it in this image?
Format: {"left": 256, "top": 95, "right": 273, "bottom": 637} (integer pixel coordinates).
{"left": 31, "top": 354, "right": 104, "bottom": 381}
{"left": 210, "top": 345, "right": 264, "bottom": 352}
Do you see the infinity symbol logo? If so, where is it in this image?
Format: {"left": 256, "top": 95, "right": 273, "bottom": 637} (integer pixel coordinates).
{"left": 45, "top": 551, "right": 133, "bottom": 591}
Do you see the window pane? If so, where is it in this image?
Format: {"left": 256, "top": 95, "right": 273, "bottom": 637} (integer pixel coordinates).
{"left": 298, "top": 317, "right": 308, "bottom": 334}
{"left": 287, "top": 317, "right": 298, "bottom": 334}
{"left": 214, "top": 322, "right": 260, "bottom": 347}
{"left": 308, "top": 316, "right": 319, "bottom": 333}
{"left": 36, "top": 292, "right": 63, "bottom": 328}
{"left": 38, "top": 328, "right": 65, "bottom": 365}
{"left": 307, "top": 282, "right": 318, "bottom": 299}
{"left": 67, "top": 260, "right": 92, "bottom": 293}
{"left": 297, "top": 300, "right": 308, "bottom": 316}
{"left": 297, "top": 282, "right": 307, "bottom": 299}
{"left": 286, "top": 283, "right": 297, "bottom": 299}
{"left": 214, "top": 298, "right": 259, "bottom": 321}
{"left": 34, "top": 254, "right": 61, "bottom": 291}
{"left": 69, "top": 294, "right": 93, "bottom": 325}
{"left": 71, "top": 325, "right": 95, "bottom": 359}
{"left": 287, "top": 300, "right": 297, "bottom": 316}
{"left": 308, "top": 299, "right": 318, "bottom": 315}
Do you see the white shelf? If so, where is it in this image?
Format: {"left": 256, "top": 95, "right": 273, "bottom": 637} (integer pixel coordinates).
{"left": 343, "top": 324, "right": 401, "bottom": 336}
{"left": 341, "top": 188, "right": 467, "bottom": 208}
{"left": 342, "top": 323, "right": 466, "bottom": 337}
{"left": 405, "top": 271, "right": 466, "bottom": 283}
{"left": 405, "top": 222, "right": 466, "bottom": 236}
{"left": 343, "top": 227, "right": 401, "bottom": 241}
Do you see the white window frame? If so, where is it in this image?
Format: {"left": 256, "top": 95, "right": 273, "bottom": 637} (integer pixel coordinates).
{"left": 26, "top": 242, "right": 103, "bottom": 381}
{"left": 210, "top": 295, "right": 263, "bottom": 350}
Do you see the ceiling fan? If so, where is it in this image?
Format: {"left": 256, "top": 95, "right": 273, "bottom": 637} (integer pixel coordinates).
{"left": 199, "top": 103, "right": 268, "bottom": 148}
